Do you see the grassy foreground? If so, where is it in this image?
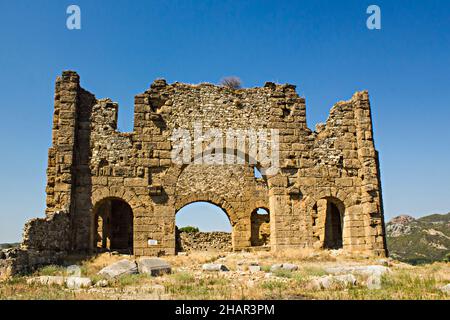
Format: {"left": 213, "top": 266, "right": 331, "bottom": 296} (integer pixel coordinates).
{"left": 0, "top": 250, "right": 449, "bottom": 300}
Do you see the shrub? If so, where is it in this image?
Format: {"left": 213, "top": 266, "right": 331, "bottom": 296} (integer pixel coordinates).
{"left": 220, "top": 76, "right": 241, "bottom": 89}
{"left": 444, "top": 253, "right": 450, "bottom": 263}
{"left": 179, "top": 226, "right": 199, "bottom": 233}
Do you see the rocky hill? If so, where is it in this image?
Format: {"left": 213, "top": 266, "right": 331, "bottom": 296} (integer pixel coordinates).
{"left": 386, "top": 213, "right": 450, "bottom": 264}
{"left": 0, "top": 243, "right": 19, "bottom": 250}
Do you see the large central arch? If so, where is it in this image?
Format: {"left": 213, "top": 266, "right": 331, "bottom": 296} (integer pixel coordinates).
{"left": 92, "top": 197, "right": 134, "bottom": 254}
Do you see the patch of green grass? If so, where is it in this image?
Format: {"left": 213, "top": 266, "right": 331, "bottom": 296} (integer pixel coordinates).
{"left": 172, "top": 272, "right": 195, "bottom": 283}
{"left": 301, "top": 266, "right": 327, "bottom": 277}
{"left": 35, "top": 265, "right": 66, "bottom": 276}
{"left": 260, "top": 280, "right": 288, "bottom": 291}
{"left": 261, "top": 265, "right": 271, "bottom": 272}
{"left": 114, "top": 274, "right": 149, "bottom": 288}
{"left": 273, "top": 269, "right": 292, "bottom": 278}
{"left": 165, "top": 274, "right": 232, "bottom": 299}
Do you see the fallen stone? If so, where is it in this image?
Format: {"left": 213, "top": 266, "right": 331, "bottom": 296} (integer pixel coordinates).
{"left": 98, "top": 259, "right": 138, "bottom": 279}
{"left": 0, "top": 251, "right": 5, "bottom": 260}
{"left": 366, "top": 274, "right": 382, "bottom": 290}
{"left": 270, "top": 263, "right": 298, "bottom": 272}
{"left": 282, "top": 263, "right": 299, "bottom": 271}
{"left": 376, "top": 259, "right": 393, "bottom": 267}
{"left": 270, "top": 264, "right": 283, "bottom": 272}
{"left": 309, "top": 274, "right": 357, "bottom": 290}
{"left": 94, "top": 279, "right": 109, "bottom": 287}
{"left": 248, "top": 265, "right": 261, "bottom": 273}
{"left": 66, "top": 277, "right": 92, "bottom": 289}
{"left": 137, "top": 258, "right": 171, "bottom": 276}
{"left": 440, "top": 284, "right": 450, "bottom": 294}
{"left": 325, "top": 265, "right": 390, "bottom": 277}
{"left": 202, "top": 263, "right": 229, "bottom": 272}
{"left": 27, "top": 276, "right": 65, "bottom": 286}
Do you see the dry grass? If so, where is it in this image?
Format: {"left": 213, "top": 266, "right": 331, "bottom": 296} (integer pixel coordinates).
{"left": 0, "top": 251, "right": 449, "bottom": 300}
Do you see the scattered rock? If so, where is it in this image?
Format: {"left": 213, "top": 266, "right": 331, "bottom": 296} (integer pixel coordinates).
{"left": 270, "top": 263, "right": 298, "bottom": 272}
{"left": 248, "top": 265, "right": 261, "bottom": 273}
{"left": 66, "top": 277, "right": 92, "bottom": 289}
{"left": 440, "top": 284, "right": 450, "bottom": 294}
{"left": 177, "top": 252, "right": 188, "bottom": 256}
{"left": 325, "top": 265, "right": 390, "bottom": 290}
{"left": 309, "top": 274, "right": 357, "bottom": 290}
{"left": 325, "top": 265, "right": 390, "bottom": 277}
{"left": 270, "top": 264, "right": 283, "bottom": 272}
{"left": 98, "top": 259, "right": 138, "bottom": 279}
{"left": 94, "top": 279, "right": 109, "bottom": 287}
{"left": 202, "top": 263, "right": 229, "bottom": 272}
{"left": 27, "top": 276, "right": 65, "bottom": 286}
{"left": 376, "top": 259, "right": 391, "bottom": 267}
{"left": 366, "top": 274, "right": 382, "bottom": 290}
{"left": 330, "top": 249, "right": 344, "bottom": 257}
{"left": 137, "top": 258, "right": 171, "bottom": 276}
{"left": 0, "top": 250, "right": 5, "bottom": 260}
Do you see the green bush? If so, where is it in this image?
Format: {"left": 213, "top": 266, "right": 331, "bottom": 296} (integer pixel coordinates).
{"left": 179, "top": 226, "right": 199, "bottom": 233}
{"left": 443, "top": 253, "right": 450, "bottom": 263}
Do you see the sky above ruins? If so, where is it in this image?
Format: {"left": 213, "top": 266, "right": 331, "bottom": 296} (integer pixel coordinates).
{"left": 0, "top": 0, "right": 449, "bottom": 242}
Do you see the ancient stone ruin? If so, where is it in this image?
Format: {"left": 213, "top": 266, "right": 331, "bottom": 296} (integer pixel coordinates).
{"left": 0, "top": 71, "right": 387, "bottom": 276}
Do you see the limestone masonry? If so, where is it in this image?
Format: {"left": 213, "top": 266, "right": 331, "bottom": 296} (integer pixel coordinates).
{"left": 0, "top": 71, "right": 387, "bottom": 276}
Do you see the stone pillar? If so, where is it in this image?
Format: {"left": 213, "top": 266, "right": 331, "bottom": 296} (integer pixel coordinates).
{"left": 233, "top": 216, "right": 251, "bottom": 250}
{"left": 45, "top": 71, "right": 80, "bottom": 215}
{"left": 353, "top": 92, "right": 387, "bottom": 256}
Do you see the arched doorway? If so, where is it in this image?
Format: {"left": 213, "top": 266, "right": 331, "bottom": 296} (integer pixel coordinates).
{"left": 323, "top": 198, "right": 344, "bottom": 249}
{"left": 93, "top": 198, "right": 134, "bottom": 254}
{"left": 175, "top": 201, "right": 232, "bottom": 253}
{"left": 251, "top": 208, "right": 270, "bottom": 246}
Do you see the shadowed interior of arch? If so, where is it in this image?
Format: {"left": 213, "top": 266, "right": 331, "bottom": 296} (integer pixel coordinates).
{"left": 324, "top": 200, "right": 344, "bottom": 249}
{"left": 93, "top": 198, "right": 133, "bottom": 254}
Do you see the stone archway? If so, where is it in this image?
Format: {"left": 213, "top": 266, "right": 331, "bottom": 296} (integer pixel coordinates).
{"left": 175, "top": 201, "right": 233, "bottom": 253}
{"left": 323, "top": 198, "right": 344, "bottom": 249}
{"left": 250, "top": 207, "right": 270, "bottom": 246}
{"left": 310, "top": 196, "right": 346, "bottom": 250}
{"left": 174, "top": 197, "right": 239, "bottom": 251}
{"left": 93, "top": 197, "right": 134, "bottom": 254}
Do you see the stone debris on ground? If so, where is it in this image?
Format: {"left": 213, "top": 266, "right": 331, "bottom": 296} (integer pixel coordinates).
{"left": 98, "top": 259, "right": 138, "bottom": 279}
{"left": 324, "top": 265, "right": 391, "bottom": 290}
{"left": 27, "top": 276, "right": 66, "bottom": 286}
{"left": 248, "top": 265, "right": 262, "bottom": 273}
{"left": 270, "top": 263, "right": 298, "bottom": 272}
{"left": 309, "top": 274, "right": 357, "bottom": 290}
{"left": 66, "top": 276, "right": 92, "bottom": 289}
{"left": 137, "top": 258, "right": 171, "bottom": 276}
{"left": 440, "top": 283, "right": 450, "bottom": 294}
{"left": 202, "top": 263, "right": 229, "bottom": 272}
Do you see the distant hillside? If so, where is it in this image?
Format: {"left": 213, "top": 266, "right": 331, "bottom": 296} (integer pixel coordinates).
{"left": 0, "top": 243, "right": 20, "bottom": 250}
{"left": 386, "top": 213, "right": 450, "bottom": 264}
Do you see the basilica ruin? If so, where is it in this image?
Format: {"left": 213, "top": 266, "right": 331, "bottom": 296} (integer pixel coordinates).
{"left": 1, "top": 71, "right": 387, "bottom": 276}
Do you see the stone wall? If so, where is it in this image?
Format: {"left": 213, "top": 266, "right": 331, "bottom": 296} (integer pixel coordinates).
{"left": 7, "top": 70, "right": 387, "bottom": 275}
{"left": 0, "top": 211, "right": 71, "bottom": 277}
{"left": 176, "top": 231, "right": 232, "bottom": 252}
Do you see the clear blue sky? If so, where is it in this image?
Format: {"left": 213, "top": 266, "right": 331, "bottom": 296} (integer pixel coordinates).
{"left": 0, "top": 0, "right": 449, "bottom": 242}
